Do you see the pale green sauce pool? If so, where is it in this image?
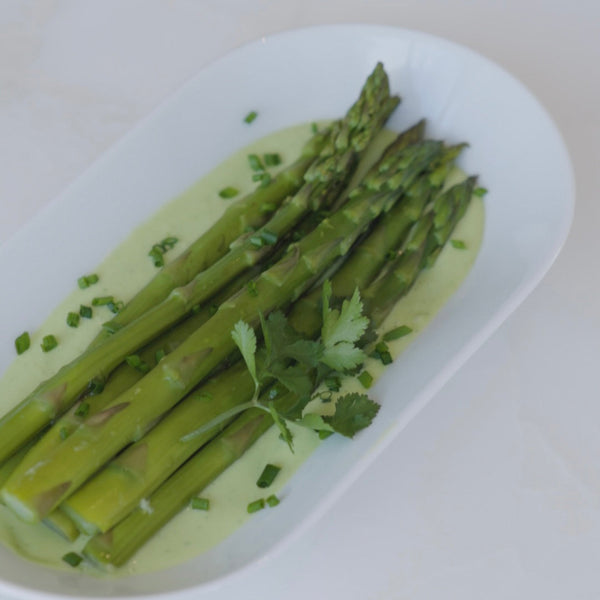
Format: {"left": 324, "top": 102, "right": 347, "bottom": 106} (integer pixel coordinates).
{"left": 0, "top": 124, "right": 484, "bottom": 576}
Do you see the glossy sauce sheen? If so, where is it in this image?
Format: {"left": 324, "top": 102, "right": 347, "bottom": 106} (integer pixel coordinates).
{"left": 0, "top": 124, "right": 484, "bottom": 575}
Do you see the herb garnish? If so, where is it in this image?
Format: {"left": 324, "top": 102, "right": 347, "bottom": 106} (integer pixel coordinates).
{"left": 14, "top": 332, "right": 30, "bottom": 355}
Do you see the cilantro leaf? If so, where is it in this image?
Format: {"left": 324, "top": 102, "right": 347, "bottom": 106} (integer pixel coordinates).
{"left": 284, "top": 339, "right": 322, "bottom": 368}
{"left": 256, "top": 311, "right": 320, "bottom": 399}
{"left": 231, "top": 321, "right": 259, "bottom": 393}
{"left": 322, "top": 342, "right": 366, "bottom": 372}
{"left": 323, "top": 393, "right": 380, "bottom": 438}
{"left": 261, "top": 311, "right": 321, "bottom": 368}
{"left": 320, "top": 282, "right": 369, "bottom": 371}
{"left": 264, "top": 363, "right": 313, "bottom": 401}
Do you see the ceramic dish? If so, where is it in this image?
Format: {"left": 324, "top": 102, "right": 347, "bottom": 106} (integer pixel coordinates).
{"left": 0, "top": 24, "right": 574, "bottom": 599}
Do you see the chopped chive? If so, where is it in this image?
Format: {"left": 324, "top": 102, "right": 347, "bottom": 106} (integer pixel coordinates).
{"left": 66, "top": 311, "right": 80, "bottom": 328}
{"left": 247, "top": 281, "right": 258, "bottom": 297}
{"left": 251, "top": 173, "right": 265, "bottom": 182}
{"left": 247, "top": 498, "right": 265, "bottom": 514}
{"left": 149, "top": 237, "right": 179, "bottom": 267}
{"left": 357, "top": 370, "right": 373, "bottom": 389}
{"left": 62, "top": 552, "right": 82, "bottom": 567}
{"left": 79, "top": 305, "right": 92, "bottom": 319}
{"left": 260, "top": 229, "right": 277, "bottom": 246}
{"left": 251, "top": 229, "right": 278, "bottom": 248}
{"left": 256, "top": 464, "right": 281, "bottom": 488}
{"left": 75, "top": 402, "right": 90, "bottom": 418}
{"left": 102, "top": 322, "right": 121, "bottom": 335}
{"left": 15, "top": 332, "right": 30, "bottom": 355}
{"left": 248, "top": 154, "right": 264, "bottom": 172}
{"left": 155, "top": 349, "right": 166, "bottom": 363}
{"left": 311, "top": 122, "right": 319, "bottom": 133}
{"left": 191, "top": 497, "right": 210, "bottom": 511}
{"left": 149, "top": 246, "right": 164, "bottom": 267}
{"left": 87, "top": 377, "right": 105, "bottom": 396}
{"left": 92, "top": 296, "right": 114, "bottom": 306}
{"left": 249, "top": 235, "right": 264, "bottom": 248}
{"left": 371, "top": 341, "right": 393, "bottom": 365}
{"left": 40, "top": 335, "right": 58, "bottom": 353}
{"left": 451, "top": 239, "right": 467, "bottom": 249}
{"left": 324, "top": 376, "right": 341, "bottom": 392}
{"left": 244, "top": 111, "right": 258, "bottom": 124}
{"left": 473, "top": 186, "right": 488, "bottom": 197}
{"left": 264, "top": 153, "right": 281, "bottom": 167}
{"left": 77, "top": 274, "right": 99, "bottom": 289}
{"left": 219, "top": 186, "right": 239, "bottom": 199}
{"left": 266, "top": 494, "right": 280, "bottom": 507}
{"left": 125, "top": 355, "right": 150, "bottom": 374}
{"left": 259, "top": 172, "right": 272, "bottom": 188}
{"left": 59, "top": 427, "right": 69, "bottom": 440}
{"left": 317, "top": 390, "right": 333, "bottom": 403}
{"left": 106, "top": 300, "right": 124, "bottom": 314}
{"left": 383, "top": 325, "right": 413, "bottom": 342}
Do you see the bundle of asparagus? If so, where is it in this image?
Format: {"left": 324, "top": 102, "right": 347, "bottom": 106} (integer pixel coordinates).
{"left": 0, "top": 62, "right": 481, "bottom": 571}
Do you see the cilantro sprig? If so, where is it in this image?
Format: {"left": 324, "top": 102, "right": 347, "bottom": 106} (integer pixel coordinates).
{"left": 231, "top": 283, "right": 379, "bottom": 448}
{"left": 181, "top": 282, "right": 381, "bottom": 450}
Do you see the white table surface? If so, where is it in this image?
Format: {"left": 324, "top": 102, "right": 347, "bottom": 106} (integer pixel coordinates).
{"left": 1, "top": 1, "right": 599, "bottom": 599}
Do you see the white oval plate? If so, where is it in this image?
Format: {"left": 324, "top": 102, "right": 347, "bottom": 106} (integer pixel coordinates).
{"left": 0, "top": 24, "right": 574, "bottom": 600}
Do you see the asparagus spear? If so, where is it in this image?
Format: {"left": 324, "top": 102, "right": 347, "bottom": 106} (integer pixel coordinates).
{"left": 82, "top": 179, "right": 472, "bottom": 568}
{"left": 62, "top": 362, "right": 254, "bottom": 535}
{"left": 10, "top": 262, "right": 266, "bottom": 479}
{"left": 0, "top": 64, "right": 398, "bottom": 466}
{"left": 366, "top": 176, "right": 476, "bottom": 326}
{"left": 0, "top": 442, "right": 33, "bottom": 490}
{"left": 60, "top": 124, "right": 438, "bottom": 535}
{"left": 2, "top": 131, "right": 443, "bottom": 524}
{"left": 84, "top": 399, "right": 283, "bottom": 569}
{"left": 0, "top": 262, "right": 280, "bottom": 544}
{"left": 288, "top": 139, "right": 462, "bottom": 335}
{"left": 94, "top": 59, "right": 396, "bottom": 340}
{"left": 91, "top": 127, "right": 330, "bottom": 342}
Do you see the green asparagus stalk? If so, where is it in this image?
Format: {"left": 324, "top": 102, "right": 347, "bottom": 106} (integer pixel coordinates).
{"left": 287, "top": 140, "right": 463, "bottom": 335}
{"left": 0, "top": 64, "right": 398, "bottom": 466}
{"left": 94, "top": 58, "right": 397, "bottom": 340}
{"left": 10, "top": 262, "right": 267, "bottom": 480}
{"left": 82, "top": 178, "right": 466, "bottom": 568}
{"left": 3, "top": 128, "right": 444, "bottom": 525}
{"left": 366, "top": 176, "right": 476, "bottom": 325}
{"left": 62, "top": 362, "right": 254, "bottom": 535}
{"left": 0, "top": 262, "right": 278, "bottom": 544}
{"left": 83, "top": 399, "right": 284, "bottom": 569}
{"left": 0, "top": 436, "right": 81, "bottom": 541}
{"left": 91, "top": 128, "right": 331, "bottom": 342}
{"left": 0, "top": 442, "right": 33, "bottom": 490}
{"left": 59, "top": 124, "right": 436, "bottom": 535}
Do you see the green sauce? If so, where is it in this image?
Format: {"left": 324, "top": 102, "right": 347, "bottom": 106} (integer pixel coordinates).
{"left": 0, "top": 124, "right": 484, "bottom": 576}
